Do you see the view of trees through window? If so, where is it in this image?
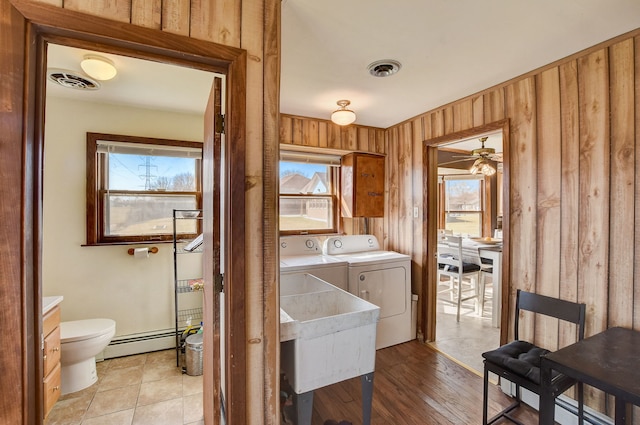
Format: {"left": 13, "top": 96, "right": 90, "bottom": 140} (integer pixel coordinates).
{"left": 444, "top": 178, "right": 482, "bottom": 236}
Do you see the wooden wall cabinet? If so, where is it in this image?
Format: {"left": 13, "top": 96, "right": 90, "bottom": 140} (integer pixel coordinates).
{"left": 341, "top": 153, "right": 385, "bottom": 217}
{"left": 43, "top": 305, "right": 61, "bottom": 418}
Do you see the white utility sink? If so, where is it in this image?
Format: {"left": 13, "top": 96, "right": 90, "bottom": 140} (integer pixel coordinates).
{"left": 279, "top": 273, "right": 379, "bottom": 394}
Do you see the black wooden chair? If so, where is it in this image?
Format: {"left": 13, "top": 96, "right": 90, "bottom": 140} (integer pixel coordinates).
{"left": 482, "top": 290, "right": 586, "bottom": 425}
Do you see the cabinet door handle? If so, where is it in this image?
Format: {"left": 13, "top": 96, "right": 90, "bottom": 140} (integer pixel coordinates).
{"left": 52, "top": 386, "right": 60, "bottom": 392}
{"left": 43, "top": 354, "right": 47, "bottom": 361}
{"left": 52, "top": 347, "right": 60, "bottom": 352}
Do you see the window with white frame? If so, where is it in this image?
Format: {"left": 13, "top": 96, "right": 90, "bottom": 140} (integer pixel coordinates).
{"left": 86, "top": 133, "right": 202, "bottom": 244}
{"left": 279, "top": 151, "right": 341, "bottom": 235}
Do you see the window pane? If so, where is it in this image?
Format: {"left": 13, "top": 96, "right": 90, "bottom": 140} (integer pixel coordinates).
{"left": 279, "top": 196, "right": 333, "bottom": 231}
{"left": 445, "top": 212, "right": 481, "bottom": 237}
{"left": 105, "top": 194, "right": 197, "bottom": 236}
{"left": 108, "top": 153, "right": 197, "bottom": 191}
{"left": 280, "top": 161, "right": 330, "bottom": 194}
{"left": 445, "top": 179, "right": 481, "bottom": 211}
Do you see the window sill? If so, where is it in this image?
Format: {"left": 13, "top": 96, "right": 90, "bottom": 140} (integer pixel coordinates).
{"left": 82, "top": 240, "right": 174, "bottom": 247}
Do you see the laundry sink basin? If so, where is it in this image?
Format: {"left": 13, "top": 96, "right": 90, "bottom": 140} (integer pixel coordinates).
{"left": 279, "top": 274, "right": 379, "bottom": 394}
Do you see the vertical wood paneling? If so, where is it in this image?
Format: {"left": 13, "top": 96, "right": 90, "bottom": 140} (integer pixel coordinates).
{"left": 453, "top": 99, "right": 473, "bottom": 132}
{"left": 558, "top": 60, "right": 581, "bottom": 349}
{"left": 472, "top": 95, "right": 484, "bottom": 127}
{"left": 609, "top": 39, "right": 635, "bottom": 329}
{"left": 397, "top": 122, "right": 413, "bottom": 254}
{"left": 328, "top": 123, "right": 341, "bottom": 149}
{"left": 577, "top": 49, "right": 610, "bottom": 337}
{"left": 505, "top": 77, "right": 537, "bottom": 341}
{"left": 411, "top": 117, "right": 424, "bottom": 333}
{"left": 161, "top": 0, "right": 190, "bottom": 36}
{"left": 1, "top": 2, "right": 29, "bottom": 423}
{"left": 318, "top": 121, "right": 328, "bottom": 148}
{"left": 635, "top": 36, "right": 640, "bottom": 332}
{"left": 387, "top": 127, "right": 399, "bottom": 249}
{"left": 131, "top": 0, "right": 160, "bottom": 29}
{"left": 342, "top": 126, "right": 357, "bottom": 151}
{"left": 535, "top": 68, "right": 562, "bottom": 351}
{"left": 280, "top": 115, "right": 292, "bottom": 145}
{"left": 484, "top": 89, "right": 505, "bottom": 123}
{"left": 357, "top": 127, "right": 369, "bottom": 151}
{"left": 239, "top": 0, "right": 266, "bottom": 420}
{"left": 291, "top": 117, "right": 302, "bottom": 145}
{"left": 578, "top": 48, "right": 611, "bottom": 414}
{"left": 431, "top": 110, "right": 445, "bottom": 138}
{"left": 64, "top": 0, "right": 131, "bottom": 22}
{"left": 190, "top": 0, "right": 216, "bottom": 41}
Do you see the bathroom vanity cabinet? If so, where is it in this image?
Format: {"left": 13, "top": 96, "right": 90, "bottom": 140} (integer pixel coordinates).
{"left": 172, "top": 209, "right": 204, "bottom": 368}
{"left": 43, "top": 304, "right": 61, "bottom": 418}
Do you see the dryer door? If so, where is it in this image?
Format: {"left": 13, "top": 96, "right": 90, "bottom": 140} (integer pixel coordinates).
{"left": 354, "top": 266, "right": 407, "bottom": 319}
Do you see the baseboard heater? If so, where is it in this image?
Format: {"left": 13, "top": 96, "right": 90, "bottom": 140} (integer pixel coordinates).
{"left": 100, "top": 329, "right": 176, "bottom": 360}
{"left": 501, "top": 379, "right": 613, "bottom": 425}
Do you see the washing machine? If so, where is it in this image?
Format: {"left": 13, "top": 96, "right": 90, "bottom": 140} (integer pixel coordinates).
{"left": 323, "top": 235, "right": 412, "bottom": 349}
{"left": 279, "top": 236, "right": 348, "bottom": 291}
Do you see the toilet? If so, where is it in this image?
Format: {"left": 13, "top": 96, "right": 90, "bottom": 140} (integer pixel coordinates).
{"left": 59, "top": 318, "right": 116, "bottom": 395}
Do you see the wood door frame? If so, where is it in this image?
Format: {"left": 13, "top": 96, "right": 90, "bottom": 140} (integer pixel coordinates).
{"left": 422, "top": 119, "right": 511, "bottom": 344}
{"left": 8, "top": 1, "right": 247, "bottom": 424}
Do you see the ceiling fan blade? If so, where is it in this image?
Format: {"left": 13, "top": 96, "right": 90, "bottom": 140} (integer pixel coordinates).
{"left": 439, "top": 158, "right": 475, "bottom": 166}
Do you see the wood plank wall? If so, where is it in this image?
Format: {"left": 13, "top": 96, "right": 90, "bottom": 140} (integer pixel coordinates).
{"left": 384, "top": 30, "right": 640, "bottom": 420}
{"left": 10, "top": 1, "right": 280, "bottom": 424}
{"left": 280, "top": 114, "right": 386, "bottom": 240}
{"left": 280, "top": 29, "right": 640, "bottom": 421}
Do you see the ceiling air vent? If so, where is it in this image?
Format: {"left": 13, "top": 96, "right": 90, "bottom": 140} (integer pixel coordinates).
{"left": 367, "top": 59, "right": 402, "bottom": 77}
{"left": 47, "top": 69, "right": 101, "bottom": 90}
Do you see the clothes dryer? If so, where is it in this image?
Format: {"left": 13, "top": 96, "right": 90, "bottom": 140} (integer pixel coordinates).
{"left": 324, "top": 235, "right": 412, "bottom": 349}
{"left": 279, "top": 236, "right": 348, "bottom": 291}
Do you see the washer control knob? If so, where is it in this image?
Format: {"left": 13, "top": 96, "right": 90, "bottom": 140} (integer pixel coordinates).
{"left": 359, "top": 275, "right": 365, "bottom": 281}
{"left": 280, "top": 241, "right": 287, "bottom": 249}
{"left": 333, "top": 239, "right": 342, "bottom": 249}
{"left": 305, "top": 239, "right": 314, "bottom": 249}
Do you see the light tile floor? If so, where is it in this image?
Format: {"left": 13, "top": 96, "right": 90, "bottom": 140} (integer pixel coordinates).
{"left": 430, "top": 280, "right": 501, "bottom": 375}
{"left": 45, "top": 349, "right": 203, "bottom": 425}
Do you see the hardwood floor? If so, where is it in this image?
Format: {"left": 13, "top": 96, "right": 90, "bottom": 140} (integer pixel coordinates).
{"left": 285, "top": 340, "right": 539, "bottom": 425}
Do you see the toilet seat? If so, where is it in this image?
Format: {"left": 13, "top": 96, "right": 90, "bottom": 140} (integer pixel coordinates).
{"left": 61, "top": 319, "right": 116, "bottom": 343}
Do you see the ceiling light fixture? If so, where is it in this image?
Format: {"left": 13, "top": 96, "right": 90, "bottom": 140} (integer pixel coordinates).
{"left": 331, "top": 100, "right": 356, "bottom": 126}
{"left": 80, "top": 55, "right": 117, "bottom": 81}
{"left": 469, "top": 157, "right": 496, "bottom": 176}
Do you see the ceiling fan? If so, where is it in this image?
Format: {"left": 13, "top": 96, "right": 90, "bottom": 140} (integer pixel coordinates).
{"left": 439, "top": 137, "right": 502, "bottom": 165}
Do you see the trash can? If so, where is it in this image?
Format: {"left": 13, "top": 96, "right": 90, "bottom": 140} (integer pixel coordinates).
{"left": 185, "top": 333, "right": 203, "bottom": 376}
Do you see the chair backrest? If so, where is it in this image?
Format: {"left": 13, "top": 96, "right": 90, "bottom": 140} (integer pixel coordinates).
{"left": 437, "top": 234, "right": 482, "bottom": 267}
{"left": 437, "top": 234, "right": 464, "bottom": 268}
{"left": 514, "top": 290, "right": 586, "bottom": 341}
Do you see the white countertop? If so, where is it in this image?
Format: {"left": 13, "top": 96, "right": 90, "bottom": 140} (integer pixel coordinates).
{"left": 43, "top": 296, "right": 63, "bottom": 315}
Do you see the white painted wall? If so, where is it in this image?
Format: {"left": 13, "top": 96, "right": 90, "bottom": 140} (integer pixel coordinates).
{"left": 43, "top": 96, "right": 204, "bottom": 337}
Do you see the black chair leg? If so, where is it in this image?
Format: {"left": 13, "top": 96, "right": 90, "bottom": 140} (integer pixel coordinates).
{"left": 483, "top": 367, "right": 489, "bottom": 425}
{"left": 577, "top": 382, "right": 584, "bottom": 425}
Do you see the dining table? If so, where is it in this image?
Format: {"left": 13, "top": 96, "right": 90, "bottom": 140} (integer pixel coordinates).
{"left": 540, "top": 327, "right": 640, "bottom": 424}
{"left": 462, "top": 238, "right": 503, "bottom": 327}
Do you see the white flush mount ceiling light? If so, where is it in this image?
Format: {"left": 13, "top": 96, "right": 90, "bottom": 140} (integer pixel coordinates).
{"left": 80, "top": 55, "right": 117, "bottom": 81}
{"left": 367, "top": 59, "right": 402, "bottom": 77}
{"left": 331, "top": 100, "right": 356, "bottom": 125}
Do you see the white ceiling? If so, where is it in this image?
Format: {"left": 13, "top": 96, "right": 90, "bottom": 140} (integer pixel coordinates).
{"left": 282, "top": 0, "right": 640, "bottom": 127}
{"left": 47, "top": 1, "right": 640, "bottom": 129}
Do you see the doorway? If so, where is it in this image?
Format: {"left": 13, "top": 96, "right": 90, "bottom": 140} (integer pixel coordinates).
{"left": 9, "top": 5, "right": 248, "bottom": 423}
{"left": 422, "top": 120, "right": 510, "bottom": 371}
{"left": 430, "top": 132, "right": 503, "bottom": 374}
{"left": 42, "top": 44, "right": 222, "bottom": 421}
